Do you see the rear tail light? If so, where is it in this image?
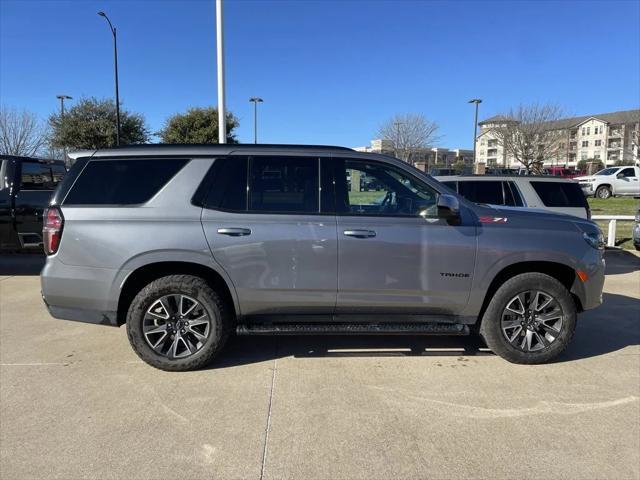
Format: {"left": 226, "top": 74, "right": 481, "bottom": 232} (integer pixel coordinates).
{"left": 43, "top": 206, "right": 64, "bottom": 255}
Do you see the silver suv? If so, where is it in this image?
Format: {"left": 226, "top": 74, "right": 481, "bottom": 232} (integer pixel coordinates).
{"left": 41, "top": 145, "right": 605, "bottom": 371}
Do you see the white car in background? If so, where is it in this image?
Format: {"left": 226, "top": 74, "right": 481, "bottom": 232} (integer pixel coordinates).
{"left": 435, "top": 175, "right": 590, "bottom": 219}
{"left": 575, "top": 166, "right": 640, "bottom": 199}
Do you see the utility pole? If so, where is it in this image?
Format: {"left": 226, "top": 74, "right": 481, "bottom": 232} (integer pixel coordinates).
{"left": 249, "top": 97, "right": 263, "bottom": 144}
{"left": 98, "top": 12, "right": 121, "bottom": 146}
{"left": 216, "top": 0, "right": 226, "bottom": 143}
{"left": 468, "top": 99, "right": 482, "bottom": 166}
{"left": 56, "top": 95, "right": 72, "bottom": 164}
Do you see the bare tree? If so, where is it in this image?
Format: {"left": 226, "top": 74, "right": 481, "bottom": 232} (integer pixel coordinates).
{"left": 0, "top": 106, "right": 48, "bottom": 156}
{"left": 377, "top": 113, "right": 440, "bottom": 164}
{"left": 491, "top": 103, "right": 566, "bottom": 173}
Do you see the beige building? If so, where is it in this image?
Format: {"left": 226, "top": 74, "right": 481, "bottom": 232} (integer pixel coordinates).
{"left": 353, "top": 139, "right": 473, "bottom": 171}
{"left": 475, "top": 109, "right": 640, "bottom": 169}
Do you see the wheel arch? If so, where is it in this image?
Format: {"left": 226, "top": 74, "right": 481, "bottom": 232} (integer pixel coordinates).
{"left": 116, "top": 261, "right": 238, "bottom": 326}
{"left": 478, "top": 261, "right": 583, "bottom": 323}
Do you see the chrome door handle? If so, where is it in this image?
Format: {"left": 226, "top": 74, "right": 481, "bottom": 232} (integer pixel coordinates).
{"left": 217, "top": 227, "right": 251, "bottom": 236}
{"left": 343, "top": 229, "right": 376, "bottom": 238}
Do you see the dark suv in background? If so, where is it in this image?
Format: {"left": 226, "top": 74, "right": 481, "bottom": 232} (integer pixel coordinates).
{"left": 41, "top": 145, "right": 605, "bottom": 371}
{"left": 0, "top": 155, "right": 66, "bottom": 251}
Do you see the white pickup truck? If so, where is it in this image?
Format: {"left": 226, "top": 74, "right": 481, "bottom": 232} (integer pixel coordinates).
{"left": 575, "top": 165, "right": 640, "bottom": 199}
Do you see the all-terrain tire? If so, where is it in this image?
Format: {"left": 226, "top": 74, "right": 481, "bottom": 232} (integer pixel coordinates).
{"left": 126, "top": 275, "right": 232, "bottom": 371}
{"left": 479, "top": 272, "right": 576, "bottom": 364}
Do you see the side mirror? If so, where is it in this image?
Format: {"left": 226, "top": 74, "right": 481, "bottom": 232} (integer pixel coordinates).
{"left": 437, "top": 194, "right": 461, "bottom": 225}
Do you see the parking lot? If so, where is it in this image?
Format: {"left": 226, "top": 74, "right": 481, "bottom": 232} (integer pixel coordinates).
{"left": 0, "top": 251, "right": 639, "bottom": 480}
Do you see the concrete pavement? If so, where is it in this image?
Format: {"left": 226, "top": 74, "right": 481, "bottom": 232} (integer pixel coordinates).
{"left": 1, "top": 251, "right": 638, "bottom": 480}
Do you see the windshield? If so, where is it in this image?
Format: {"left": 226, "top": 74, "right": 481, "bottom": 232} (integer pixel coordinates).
{"left": 595, "top": 168, "right": 619, "bottom": 176}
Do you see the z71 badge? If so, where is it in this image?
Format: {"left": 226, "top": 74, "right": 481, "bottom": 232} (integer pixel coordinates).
{"left": 479, "top": 216, "right": 508, "bottom": 223}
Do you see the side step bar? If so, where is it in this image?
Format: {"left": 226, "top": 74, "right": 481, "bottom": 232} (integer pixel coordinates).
{"left": 237, "top": 323, "right": 470, "bottom": 336}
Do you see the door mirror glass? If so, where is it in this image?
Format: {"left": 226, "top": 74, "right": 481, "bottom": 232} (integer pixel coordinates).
{"left": 437, "top": 194, "right": 460, "bottom": 224}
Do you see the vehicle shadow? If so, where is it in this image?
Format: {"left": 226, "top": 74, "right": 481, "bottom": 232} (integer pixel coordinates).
{"left": 562, "top": 291, "right": 640, "bottom": 362}
{"left": 211, "top": 291, "right": 639, "bottom": 369}
{"left": 604, "top": 249, "right": 640, "bottom": 275}
{"left": 211, "top": 334, "right": 493, "bottom": 369}
{"left": 0, "top": 253, "right": 46, "bottom": 276}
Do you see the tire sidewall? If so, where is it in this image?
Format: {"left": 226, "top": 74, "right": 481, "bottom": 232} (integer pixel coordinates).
{"left": 596, "top": 186, "right": 611, "bottom": 199}
{"left": 480, "top": 273, "right": 577, "bottom": 364}
{"left": 127, "top": 276, "right": 225, "bottom": 371}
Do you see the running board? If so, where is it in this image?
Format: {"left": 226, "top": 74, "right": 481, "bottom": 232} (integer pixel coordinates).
{"left": 237, "top": 323, "right": 470, "bottom": 336}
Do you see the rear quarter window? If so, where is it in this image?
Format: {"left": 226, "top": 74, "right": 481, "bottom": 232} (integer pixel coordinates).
{"left": 530, "top": 181, "right": 587, "bottom": 208}
{"left": 63, "top": 159, "right": 188, "bottom": 205}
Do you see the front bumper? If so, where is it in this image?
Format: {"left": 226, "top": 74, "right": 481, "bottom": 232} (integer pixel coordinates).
{"left": 579, "top": 183, "right": 594, "bottom": 195}
{"left": 571, "top": 250, "right": 606, "bottom": 311}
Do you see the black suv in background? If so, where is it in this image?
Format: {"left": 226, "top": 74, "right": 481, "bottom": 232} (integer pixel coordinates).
{"left": 0, "top": 155, "right": 66, "bottom": 251}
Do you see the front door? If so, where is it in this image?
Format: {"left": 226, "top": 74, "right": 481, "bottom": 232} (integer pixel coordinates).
{"left": 330, "top": 158, "right": 477, "bottom": 316}
{"left": 616, "top": 167, "right": 640, "bottom": 195}
{"left": 201, "top": 154, "right": 338, "bottom": 317}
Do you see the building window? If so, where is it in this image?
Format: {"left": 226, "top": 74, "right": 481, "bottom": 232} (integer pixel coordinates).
{"left": 581, "top": 153, "right": 587, "bottom": 160}
{"left": 581, "top": 127, "right": 586, "bottom": 135}
{"left": 594, "top": 153, "right": 601, "bottom": 159}
{"left": 595, "top": 140, "right": 602, "bottom": 146}
{"left": 586, "top": 127, "right": 590, "bottom": 135}
{"left": 582, "top": 141, "right": 589, "bottom": 147}
{"left": 559, "top": 142, "right": 566, "bottom": 149}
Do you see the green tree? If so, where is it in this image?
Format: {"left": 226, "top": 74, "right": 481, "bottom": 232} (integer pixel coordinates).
{"left": 49, "top": 97, "right": 149, "bottom": 149}
{"left": 159, "top": 107, "right": 238, "bottom": 144}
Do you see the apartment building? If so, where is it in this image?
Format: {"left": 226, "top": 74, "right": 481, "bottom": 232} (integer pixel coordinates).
{"left": 475, "top": 109, "right": 639, "bottom": 168}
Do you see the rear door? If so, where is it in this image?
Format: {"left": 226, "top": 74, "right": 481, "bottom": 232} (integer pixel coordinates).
{"left": 14, "top": 161, "right": 61, "bottom": 247}
{"left": 200, "top": 154, "right": 338, "bottom": 317}
{"left": 0, "top": 159, "right": 19, "bottom": 249}
{"left": 330, "top": 157, "right": 476, "bottom": 316}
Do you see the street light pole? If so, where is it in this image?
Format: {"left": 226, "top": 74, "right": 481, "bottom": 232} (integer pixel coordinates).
{"left": 56, "top": 95, "right": 72, "bottom": 164}
{"left": 56, "top": 94, "right": 72, "bottom": 118}
{"left": 98, "top": 11, "right": 121, "bottom": 146}
{"left": 468, "top": 99, "right": 482, "bottom": 165}
{"left": 216, "top": 0, "right": 226, "bottom": 144}
{"left": 249, "top": 97, "right": 263, "bottom": 144}
{"left": 394, "top": 121, "right": 404, "bottom": 160}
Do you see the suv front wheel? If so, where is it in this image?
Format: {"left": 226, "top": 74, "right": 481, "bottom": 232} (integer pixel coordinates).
{"left": 126, "top": 275, "right": 232, "bottom": 371}
{"left": 480, "top": 273, "right": 576, "bottom": 364}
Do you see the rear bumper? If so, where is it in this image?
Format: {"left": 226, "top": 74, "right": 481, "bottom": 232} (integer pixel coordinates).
{"left": 40, "top": 256, "right": 122, "bottom": 326}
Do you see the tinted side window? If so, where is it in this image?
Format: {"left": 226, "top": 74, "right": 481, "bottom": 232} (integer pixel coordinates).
{"left": 334, "top": 159, "right": 439, "bottom": 217}
{"left": 63, "top": 159, "right": 188, "bottom": 205}
{"left": 457, "top": 181, "right": 504, "bottom": 205}
{"left": 620, "top": 168, "right": 636, "bottom": 177}
{"left": 20, "top": 163, "right": 54, "bottom": 190}
{"left": 530, "top": 181, "right": 588, "bottom": 208}
{"left": 205, "top": 157, "right": 248, "bottom": 211}
{"left": 249, "top": 156, "right": 318, "bottom": 213}
{"left": 441, "top": 181, "right": 458, "bottom": 191}
{"left": 505, "top": 181, "right": 524, "bottom": 206}
{"left": 50, "top": 164, "right": 66, "bottom": 186}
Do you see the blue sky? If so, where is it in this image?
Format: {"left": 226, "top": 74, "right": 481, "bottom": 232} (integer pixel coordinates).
{"left": 1, "top": 0, "right": 639, "bottom": 149}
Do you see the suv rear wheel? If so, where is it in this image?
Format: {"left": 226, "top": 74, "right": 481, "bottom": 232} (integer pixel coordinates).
{"left": 126, "top": 275, "right": 232, "bottom": 371}
{"left": 479, "top": 273, "right": 576, "bottom": 364}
